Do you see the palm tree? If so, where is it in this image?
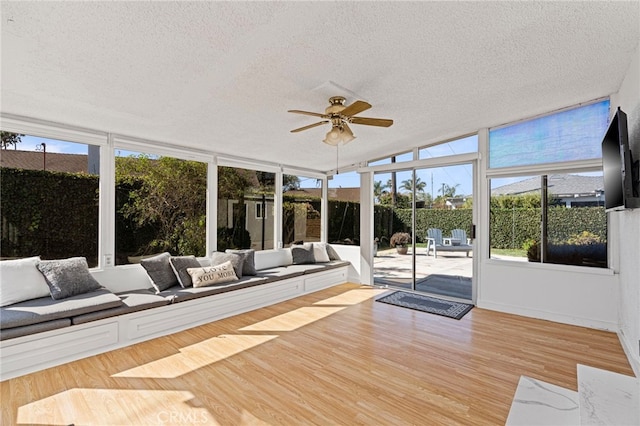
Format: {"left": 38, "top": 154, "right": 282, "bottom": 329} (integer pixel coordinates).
{"left": 373, "top": 180, "right": 389, "bottom": 204}
{"left": 400, "top": 176, "right": 427, "bottom": 193}
{"left": 440, "top": 183, "right": 460, "bottom": 198}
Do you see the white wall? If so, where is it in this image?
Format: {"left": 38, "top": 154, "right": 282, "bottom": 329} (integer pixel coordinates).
{"left": 332, "top": 244, "right": 362, "bottom": 283}
{"left": 476, "top": 46, "right": 640, "bottom": 337}
{"left": 479, "top": 262, "right": 618, "bottom": 330}
{"left": 611, "top": 43, "right": 640, "bottom": 375}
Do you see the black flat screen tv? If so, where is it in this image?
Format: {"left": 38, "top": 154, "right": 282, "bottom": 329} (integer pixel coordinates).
{"left": 602, "top": 107, "right": 640, "bottom": 211}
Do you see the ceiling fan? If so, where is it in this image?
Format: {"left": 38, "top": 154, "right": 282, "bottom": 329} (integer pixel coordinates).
{"left": 288, "top": 96, "right": 393, "bottom": 145}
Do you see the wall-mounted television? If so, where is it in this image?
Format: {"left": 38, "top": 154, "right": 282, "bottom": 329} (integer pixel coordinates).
{"left": 601, "top": 107, "right": 640, "bottom": 211}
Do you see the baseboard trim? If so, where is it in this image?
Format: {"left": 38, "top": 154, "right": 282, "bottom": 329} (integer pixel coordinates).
{"left": 477, "top": 300, "right": 618, "bottom": 332}
{"left": 618, "top": 330, "right": 640, "bottom": 378}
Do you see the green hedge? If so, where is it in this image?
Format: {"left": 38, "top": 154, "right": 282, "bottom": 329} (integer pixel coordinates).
{"left": 389, "top": 208, "right": 473, "bottom": 243}
{"left": 1, "top": 168, "right": 99, "bottom": 266}
{"left": 382, "top": 206, "right": 605, "bottom": 250}
{"left": 489, "top": 208, "right": 541, "bottom": 249}
{"left": 328, "top": 200, "right": 360, "bottom": 244}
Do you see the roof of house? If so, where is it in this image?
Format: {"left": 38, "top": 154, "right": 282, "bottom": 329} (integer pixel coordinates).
{"left": 285, "top": 187, "right": 360, "bottom": 203}
{"left": 491, "top": 174, "right": 604, "bottom": 197}
{"left": 1, "top": 150, "right": 90, "bottom": 174}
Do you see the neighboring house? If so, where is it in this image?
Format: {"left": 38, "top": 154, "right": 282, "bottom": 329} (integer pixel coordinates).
{"left": 287, "top": 187, "right": 361, "bottom": 203}
{"left": 445, "top": 196, "right": 469, "bottom": 209}
{"left": 0, "top": 149, "right": 97, "bottom": 174}
{"left": 219, "top": 187, "right": 360, "bottom": 251}
{"left": 491, "top": 174, "right": 605, "bottom": 207}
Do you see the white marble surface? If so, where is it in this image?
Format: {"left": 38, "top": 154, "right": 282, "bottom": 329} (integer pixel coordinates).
{"left": 506, "top": 376, "right": 579, "bottom": 426}
{"left": 578, "top": 364, "right": 639, "bottom": 426}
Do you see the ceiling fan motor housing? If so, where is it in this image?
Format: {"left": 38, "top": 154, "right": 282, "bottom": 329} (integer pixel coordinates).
{"left": 326, "top": 96, "right": 347, "bottom": 115}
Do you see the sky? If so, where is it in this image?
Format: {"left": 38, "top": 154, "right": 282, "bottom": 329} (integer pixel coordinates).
{"left": 329, "top": 134, "right": 478, "bottom": 195}
{"left": 13, "top": 135, "right": 88, "bottom": 154}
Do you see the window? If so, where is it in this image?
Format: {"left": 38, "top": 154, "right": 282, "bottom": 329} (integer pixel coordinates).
{"left": 489, "top": 100, "right": 609, "bottom": 168}
{"left": 368, "top": 151, "right": 413, "bottom": 166}
{"left": 419, "top": 134, "right": 478, "bottom": 159}
{"left": 1, "top": 134, "right": 100, "bottom": 266}
{"left": 255, "top": 202, "right": 265, "bottom": 219}
{"left": 217, "top": 166, "right": 275, "bottom": 251}
{"left": 115, "top": 150, "right": 207, "bottom": 264}
{"left": 328, "top": 171, "right": 360, "bottom": 245}
{"left": 282, "top": 174, "right": 322, "bottom": 246}
{"left": 488, "top": 100, "right": 609, "bottom": 268}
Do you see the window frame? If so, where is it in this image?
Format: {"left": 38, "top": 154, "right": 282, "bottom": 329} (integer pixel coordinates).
{"left": 485, "top": 99, "right": 610, "bottom": 270}
{"left": 1, "top": 114, "right": 108, "bottom": 268}
{"left": 112, "top": 136, "right": 212, "bottom": 263}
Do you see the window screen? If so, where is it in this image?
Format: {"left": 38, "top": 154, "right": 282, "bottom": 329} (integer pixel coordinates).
{"left": 489, "top": 100, "right": 610, "bottom": 168}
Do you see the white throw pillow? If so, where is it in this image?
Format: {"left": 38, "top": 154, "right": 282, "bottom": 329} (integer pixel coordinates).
{"left": 313, "top": 243, "right": 331, "bottom": 263}
{"left": 187, "top": 261, "right": 238, "bottom": 288}
{"left": 0, "top": 256, "right": 51, "bottom": 306}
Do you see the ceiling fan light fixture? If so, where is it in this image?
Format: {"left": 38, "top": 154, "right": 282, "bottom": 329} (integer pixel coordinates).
{"left": 341, "top": 123, "right": 355, "bottom": 144}
{"left": 323, "top": 126, "right": 343, "bottom": 146}
{"left": 323, "top": 124, "right": 355, "bottom": 146}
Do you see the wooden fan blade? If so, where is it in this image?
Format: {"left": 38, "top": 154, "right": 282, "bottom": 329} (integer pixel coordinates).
{"left": 290, "top": 121, "right": 329, "bottom": 133}
{"left": 350, "top": 117, "right": 394, "bottom": 127}
{"left": 340, "top": 100, "right": 371, "bottom": 117}
{"left": 288, "top": 109, "right": 327, "bottom": 118}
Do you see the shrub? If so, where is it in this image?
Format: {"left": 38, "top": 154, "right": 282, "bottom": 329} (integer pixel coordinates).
{"left": 217, "top": 227, "right": 252, "bottom": 252}
{"left": 525, "top": 239, "right": 606, "bottom": 268}
{"left": 390, "top": 232, "right": 411, "bottom": 247}
{"left": 567, "top": 231, "right": 603, "bottom": 245}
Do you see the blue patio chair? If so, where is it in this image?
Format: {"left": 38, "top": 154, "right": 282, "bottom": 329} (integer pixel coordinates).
{"left": 426, "top": 228, "right": 472, "bottom": 258}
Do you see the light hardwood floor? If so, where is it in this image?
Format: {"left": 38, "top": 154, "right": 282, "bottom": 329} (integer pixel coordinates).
{"left": 1, "top": 283, "right": 634, "bottom": 425}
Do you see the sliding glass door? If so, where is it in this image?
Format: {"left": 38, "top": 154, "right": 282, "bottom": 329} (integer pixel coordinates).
{"left": 373, "top": 162, "right": 475, "bottom": 302}
{"left": 373, "top": 170, "right": 414, "bottom": 289}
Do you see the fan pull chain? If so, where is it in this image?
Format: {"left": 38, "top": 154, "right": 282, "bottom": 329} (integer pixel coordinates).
{"left": 336, "top": 144, "right": 339, "bottom": 175}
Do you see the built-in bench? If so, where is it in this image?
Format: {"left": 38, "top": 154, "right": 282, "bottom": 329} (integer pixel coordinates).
{"left": 0, "top": 246, "right": 359, "bottom": 381}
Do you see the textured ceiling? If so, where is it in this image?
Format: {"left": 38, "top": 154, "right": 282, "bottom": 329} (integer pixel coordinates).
{"left": 1, "top": 1, "right": 638, "bottom": 173}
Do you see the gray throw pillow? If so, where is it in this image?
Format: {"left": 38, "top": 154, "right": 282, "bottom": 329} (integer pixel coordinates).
{"left": 140, "top": 252, "right": 179, "bottom": 292}
{"left": 291, "top": 244, "right": 316, "bottom": 265}
{"left": 210, "top": 251, "right": 245, "bottom": 278}
{"left": 36, "top": 257, "right": 102, "bottom": 300}
{"left": 225, "top": 249, "right": 256, "bottom": 275}
{"left": 169, "top": 256, "right": 202, "bottom": 288}
{"left": 325, "top": 244, "right": 341, "bottom": 260}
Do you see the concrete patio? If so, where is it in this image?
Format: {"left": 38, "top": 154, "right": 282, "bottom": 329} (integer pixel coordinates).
{"left": 373, "top": 247, "right": 473, "bottom": 300}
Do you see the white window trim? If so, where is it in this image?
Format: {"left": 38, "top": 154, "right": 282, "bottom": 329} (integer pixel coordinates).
{"left": 0, "top": 113, "right": 107, "bottom": 146}
{"left": 486, "top": 159, "right": 604, "bottom": 179}
{"left": 113, "top": 135, "right": 214, "bottom": 163}
{"left": 255, "top": 202, "right": 265, "bottom": 219}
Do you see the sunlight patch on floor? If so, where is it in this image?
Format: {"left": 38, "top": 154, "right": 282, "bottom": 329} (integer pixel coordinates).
{"left": 113, "top": 334, "right": 278, "bottom": 379}
{"left": 239, "top": 306, "right": 345, "bottom": 332}
{"left": 17, "top": 388, "right": 215, "bottom": 426}
{"left": 312, "top": 288, "right": 388, "bottom": 306}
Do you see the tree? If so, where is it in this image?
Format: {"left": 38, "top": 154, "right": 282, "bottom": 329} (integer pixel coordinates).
{"left": 440, "top": 183, "right": 460, "bottom": 198}
{"left": 400, "top": 177, "right": 427, "bottom": 194}
{"left": 1, "top": 132, "right": 23, "bottom": 150}
{"left": 373, "top": 180, "right": 389, "bottom": 204}
{"left": 115, "top": 155, "right": 207, "bottom": 256}
{"left": 282, "top": 174, "right": 301, "bottom": 192}
{"left": 379, "top": 191, "right": 411, "bottom": 208}
{"left": 217, "top": 166, "right": 260, "bottom": 250}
